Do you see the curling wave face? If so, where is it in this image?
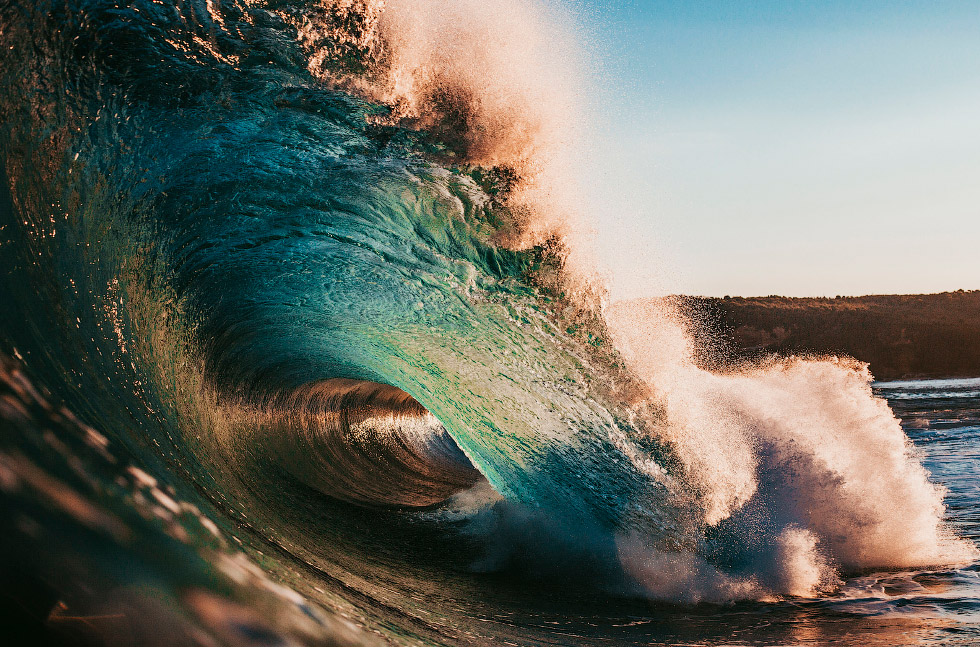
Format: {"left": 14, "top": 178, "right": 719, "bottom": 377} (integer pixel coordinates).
{"left": 0, "top": 1, "right": 977, "bottom": 646}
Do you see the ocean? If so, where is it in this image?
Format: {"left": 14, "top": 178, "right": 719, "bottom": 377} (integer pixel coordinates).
{"left": 1, "top": 2, "right": 977, "bottom": 645}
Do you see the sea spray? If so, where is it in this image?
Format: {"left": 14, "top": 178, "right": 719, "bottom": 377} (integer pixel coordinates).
{"left": 290, "top": 0, "right": 599, "bottom": 278}
{"left": 606, "top": 298, "right": 978, "bottom": 599}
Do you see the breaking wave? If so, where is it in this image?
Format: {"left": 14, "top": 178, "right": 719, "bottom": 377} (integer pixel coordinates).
{"left": 0, "top": 1, "right": 974, "bottom": 644}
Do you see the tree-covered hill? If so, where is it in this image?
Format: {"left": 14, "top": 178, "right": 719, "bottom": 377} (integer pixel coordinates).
{"left": 671, "top": 291, "right": 980, "bottom": 381}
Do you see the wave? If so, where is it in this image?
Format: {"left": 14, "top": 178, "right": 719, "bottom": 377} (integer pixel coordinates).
{"left": 0, "top": 1, "right": 975, "bottom": 644}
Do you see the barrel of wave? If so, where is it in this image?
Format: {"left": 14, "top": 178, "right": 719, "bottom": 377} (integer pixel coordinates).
{"left": 243, "top": 379, "right": 482, "bottom": 508}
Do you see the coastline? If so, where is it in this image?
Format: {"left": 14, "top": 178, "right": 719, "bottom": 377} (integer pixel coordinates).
{"left": 670, "top": 291, "right": 980, "bottom": 381}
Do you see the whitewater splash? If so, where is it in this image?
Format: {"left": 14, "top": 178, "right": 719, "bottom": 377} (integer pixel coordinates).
{"left": 607, "top": 300, "right": 975, "bottom": 599}
{"left": 0, "top": 1, "right": 975, "bottom": 645}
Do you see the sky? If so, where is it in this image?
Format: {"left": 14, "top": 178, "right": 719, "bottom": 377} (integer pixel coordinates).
{"left": 577, "top": 0, "right": 980, "bottom": 299}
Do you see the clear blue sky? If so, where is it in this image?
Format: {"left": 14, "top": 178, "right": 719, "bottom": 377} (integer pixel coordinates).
{"left": 577, "top": 0, "right": 980, "bottom": 298}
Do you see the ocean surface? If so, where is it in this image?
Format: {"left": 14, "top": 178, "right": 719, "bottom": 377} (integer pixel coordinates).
{"left": 1, "top": 2, "right": 978, "bottom": 646}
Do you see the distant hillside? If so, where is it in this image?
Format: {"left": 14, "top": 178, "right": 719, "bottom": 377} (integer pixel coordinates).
{"left": 673, "top": 291, "right": 980, "bottom": 381}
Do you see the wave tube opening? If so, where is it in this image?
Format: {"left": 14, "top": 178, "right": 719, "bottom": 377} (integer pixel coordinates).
{"left": 257, "top": 379, "right": 482, "bottom": 509}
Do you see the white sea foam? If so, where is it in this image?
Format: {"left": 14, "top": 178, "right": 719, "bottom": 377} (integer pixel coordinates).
{"left": 607, "top": 298, "right": 978, "bottom": 600}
